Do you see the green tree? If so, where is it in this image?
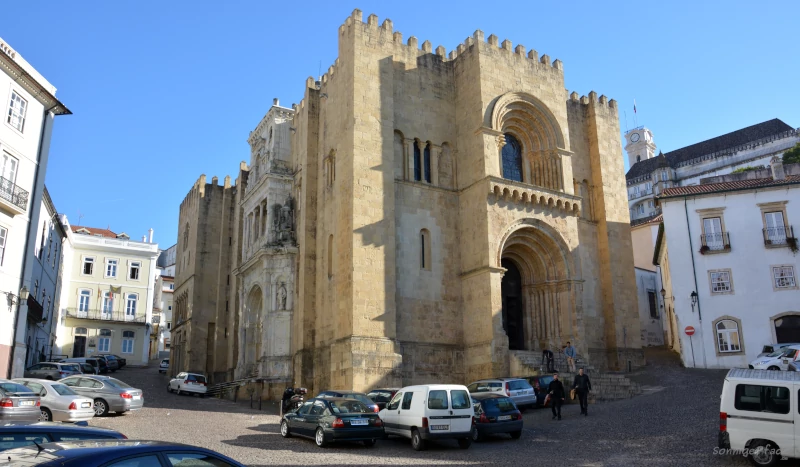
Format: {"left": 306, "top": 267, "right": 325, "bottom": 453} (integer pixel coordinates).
{"left": 784, "top": 143, "right": 800, "bottom": 164}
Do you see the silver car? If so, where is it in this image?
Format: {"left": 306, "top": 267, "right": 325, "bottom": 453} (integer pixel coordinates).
{"left": 14, "top": 378, "right": 95, "bottom": 422}
{"left": 23, "top": 363, "right": 81, "bottom": 380}
{"left": 58, "top": 375, "right": 143, "bottom": 417}
{"left": 467, "top": 378, "right": 537, "bottom": 409}
{"left": 0, "top": 380, "right": 40, "bottom": 421}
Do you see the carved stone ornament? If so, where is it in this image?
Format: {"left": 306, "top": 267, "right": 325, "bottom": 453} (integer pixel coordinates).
{"left": 277, "top": 284, "right": 287, "bottom": 310}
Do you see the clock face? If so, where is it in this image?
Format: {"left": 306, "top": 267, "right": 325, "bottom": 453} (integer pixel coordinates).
{"left": 630, "top": 132, "right": 640, "bottom": 143}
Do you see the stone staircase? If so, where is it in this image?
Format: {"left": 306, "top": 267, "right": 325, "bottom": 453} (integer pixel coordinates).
{"left": 510, "top": 350, "right": 641, "bottom": 403}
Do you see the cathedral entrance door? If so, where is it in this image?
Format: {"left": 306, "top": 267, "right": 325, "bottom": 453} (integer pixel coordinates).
{"left": 501, "top": 259, "right": 525, "bottom": 350}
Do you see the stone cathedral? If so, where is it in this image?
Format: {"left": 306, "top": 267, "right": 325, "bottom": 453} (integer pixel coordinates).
{"left": 172, "top": 10, "right": 642, "bottom": 397}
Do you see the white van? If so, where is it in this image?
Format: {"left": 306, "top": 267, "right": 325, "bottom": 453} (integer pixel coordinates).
{"left": 719, "top": 368, "right": 800, "bottom": 465}
{"left": 379, "top": 384, "right": 473, "bottom": 451}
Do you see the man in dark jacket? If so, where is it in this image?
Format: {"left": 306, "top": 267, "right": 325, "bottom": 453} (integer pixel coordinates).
{"left": 547, "top": 373, "right": 566, "bottom": 420}
{"left": 573, "top": 368, "right": 592, "bottom": 416}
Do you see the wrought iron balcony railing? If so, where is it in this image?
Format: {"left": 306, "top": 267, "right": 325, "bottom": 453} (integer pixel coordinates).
{"left": 0, "top": 175, "right": 29, "bottom": 211}
{"left": 65, "top": 307, "right": 146, "bottom": 323}
{"left": 629, "top": 189, "right": 653, "bottom": 200}
{"left": 700, "top": 231, "right": 731, "bottom": 254}
{"left": 763, "top": 226, "right": 795, "bottom": 247}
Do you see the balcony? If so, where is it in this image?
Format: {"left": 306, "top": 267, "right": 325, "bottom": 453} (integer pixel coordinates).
{"left": 65, "top": 307, "right": 146, "bottom": 324}
{"left": 629, "top": 189, "right": 653, "bottom": 200}
{"left": 699, "top": 232, "right": 731, "bottom": 254}
{"left": 26, "top": 296, "right": 44, "bottom": 323}
{"left": 763, "top": 226, "right": 798, "bottom": 251}
{"left": 0, "top": 176, "right": 29, "bottom": 215}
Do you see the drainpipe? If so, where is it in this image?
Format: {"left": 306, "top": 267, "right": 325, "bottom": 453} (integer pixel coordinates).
{"left": 684, "top": 198, "right": 707, "bottom": 368}
{"left": 7, "top": 106, "right": 53, "bottom": 378}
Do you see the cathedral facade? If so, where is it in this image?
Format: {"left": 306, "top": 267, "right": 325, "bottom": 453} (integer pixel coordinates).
{"left": 173, "top": 10, "right": 642, "bottom": 395}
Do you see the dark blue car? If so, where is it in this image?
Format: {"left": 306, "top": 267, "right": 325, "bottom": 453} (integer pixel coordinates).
{"left": 0, "top": 421, "right": 125, "bottom": 452}
{"left": 0, "top": 440, "right": 245, "bottom": 466}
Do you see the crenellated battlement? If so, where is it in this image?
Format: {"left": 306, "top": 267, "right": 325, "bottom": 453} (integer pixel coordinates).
{"left": 568, "top": 89, "right": 618, "bottom": 110}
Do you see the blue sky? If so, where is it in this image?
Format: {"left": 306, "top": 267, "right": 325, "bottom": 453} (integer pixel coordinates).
{"left": 4, "top": 1, "right": 798, "bottom": 246}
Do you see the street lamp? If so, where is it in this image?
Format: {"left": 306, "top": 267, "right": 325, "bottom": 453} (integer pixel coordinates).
{"left": 5, "top": 286, "right": 29, "bottom": 307}
{"left": 690, "top": 291, "right": 698, "bottom": 313}
{"left": 660, "top": 288, "right": 666, "bottom": 298}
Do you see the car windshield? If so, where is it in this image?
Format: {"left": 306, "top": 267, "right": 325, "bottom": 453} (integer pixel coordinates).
{"left": 471, "top": 382, "right": 503, "bottom": 392}
{"left": 766, "top": 350, "right": 784, "bottom": 357}
{"left": 537, "top": 376, "right": 554, "bottom": 387}
{"left": 51, "top": 384, "right": 77, "bottom": 396}
{"left": 482, "top": 397, "right": 517, "bottom": 412}
{"left": 104, "top": 378, "right": 131, "bottom": 389}
{"left": 330, "top": 400, "right": 370, "bottom": 414}
{"left": 0, "top": 382, "right": 34, "bottom": 394}
{"left": 62, "top": 364, "right": 80, "bottom": 372}
{"left": 186, "top": 374, "right": 207, "bottom": 383}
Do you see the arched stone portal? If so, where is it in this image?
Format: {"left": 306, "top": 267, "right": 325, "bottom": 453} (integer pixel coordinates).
{"left": 773, "top": 314, "right": 800, "bottom": 343}
{"left": 244, "top": 286, "right": 263, "bottom": 374}
{"left": 499, "top": 224, "right": 579, "bottom": 352}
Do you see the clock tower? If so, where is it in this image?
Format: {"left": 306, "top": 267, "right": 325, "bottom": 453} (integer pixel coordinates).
{"left": 624, "top": 127, "right": 657, "bottom": 165}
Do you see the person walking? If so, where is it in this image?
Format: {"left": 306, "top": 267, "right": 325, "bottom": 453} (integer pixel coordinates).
{"left": 564, "top": 341, "right": 577, "bottom": 373}
{"left": 542, "top": 349, "right": 555, "bottom": 373}
{"left": 547, "top": 373, "right": 566, "bottom": 420}
{"left": 573, "top": 368, "right": 592, "bottom": 416}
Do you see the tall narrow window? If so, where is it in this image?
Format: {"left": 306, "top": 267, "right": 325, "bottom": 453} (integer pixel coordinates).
{"left": 83, "top": 257, "right": 94, "bottom": 275}
{"left": 125, "top": 294, "right": 138, "bottom": 320}
{"left": 1, "top": 152, "right": 19, "bottom": 184}
{"left": 102, "top": 292, "right": 114, "bottom": 317}
{"left": 423, "top": 143, "right": 431, "bottom": 183}
{"left": 420, "top": 229, "right": 431, "bottom": 271}
{"left": 7, "top": 90, "right": 27, "bottom": 132}
{"left": 647, "top": 291, "right": 658, "bottom": 319}
{"left": 121, "top": 331, "right": 135, "bottom": 354}
{"left": 98, "top": 329, "right": 111, "bottom": 353}
{"left": 327, "top": 234, "right": 333, "bottom": 279}
{"left": 105, "top": 259, "right": 118, "bottom": 278}
{"left": 764, "top": 211, "right": 787, "bottom": 245}
{"left": 129, "top": 261, "right": 140, "bottom": 280}
{"left": 78, "top": 290, "right": 91, "bottom": 313}
{"left": 501, "top": 134, "right": 523, "bottom": 182}
{"left": 0, "top": 226, "right": 6, "bottom": 266}
{"left": 702, "top": 217, "right": 724, "bottom": 250}
{"left": 413, "top": 143, "right": 421, "bottom": 181}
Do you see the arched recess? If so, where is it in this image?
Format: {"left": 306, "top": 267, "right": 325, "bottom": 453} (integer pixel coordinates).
{"left": 771, "top": 312, "right": 800, "bottom": 344}
{"left": 489, "top": 92, "right": 567, "bottom": 192}
{"left": 497, "top": 219, "right": 579, "bottom": 351}
{"left": 244, "top": 285, "right": 263, "bottom": 373}
{"left": 393, "top": 130, "right": 405, "bottom": 180}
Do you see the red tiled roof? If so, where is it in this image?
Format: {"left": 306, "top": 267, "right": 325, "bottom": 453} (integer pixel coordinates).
{"left": 71, "top": 225, "right": 118, "bottom": 238}
{"left": 161, "top": 275, "right": 174, "bottom": 280}
{"left": 661, "top": 175, "right": 800, "bottom": 198}
{"left": 631, "top": 214, "right": 663, "bottom": 227}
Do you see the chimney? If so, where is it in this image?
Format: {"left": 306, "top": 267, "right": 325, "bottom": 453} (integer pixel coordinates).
{"left": 148, "top": 228, "right": 154, "bottom": 243}
{"left": 273, "top": 98, "right": 279, "bottom": 106}
{"left": 142, "top": 235, "right": 147, "bottom": 242}
{"left": 771, "top": 156, "right": 786, "bottom": 181}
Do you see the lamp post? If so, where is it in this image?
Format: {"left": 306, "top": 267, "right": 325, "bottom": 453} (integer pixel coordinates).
{"left": 6, "top": 286, "right": 30, "bottom": 378}
{"left": 690, "top": 291, "right": 698, "bottom": 313}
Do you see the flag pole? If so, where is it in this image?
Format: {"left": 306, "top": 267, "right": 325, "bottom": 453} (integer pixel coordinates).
{"left": 624, "top": 111, "right": 629, "bottom": 133}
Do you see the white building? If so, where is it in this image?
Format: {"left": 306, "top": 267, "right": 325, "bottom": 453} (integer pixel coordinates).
{"left": 151, "top": 272, "right": 173, "bottom": 360}
{"left": 630, "top": 213, "right": 664, "bottom": 347}
{"left": 0, "top": 37, "right": 71, "bottom": 377}
{"left": 157, "top": 244, "right": 176, "bottom": 277}
{"left": 24, "top": 187, "right": 67, "bottom": 366}
{"left": 625, "top": 119, "right": 799, "bottom": 222}
{"left": 656, "top": 157, "right": 800, "bottom": 368}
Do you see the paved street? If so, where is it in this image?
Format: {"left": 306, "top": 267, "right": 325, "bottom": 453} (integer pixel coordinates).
{"left": 85, "top": 361, "right": 753, "bottom": 466}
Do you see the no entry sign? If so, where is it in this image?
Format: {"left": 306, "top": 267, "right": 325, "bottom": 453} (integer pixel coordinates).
{"left": 685, "top": 326, "right": 696, "bottom": 336}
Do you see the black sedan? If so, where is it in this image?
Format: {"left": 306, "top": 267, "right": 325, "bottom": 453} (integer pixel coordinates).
{"left": 281, "top": 397, "right": 384, "bottom": 448}
{"left": 525, "top": 374, "right": 556, "bottom": 407}
{"left": 1, "top": 440, "right": 245, "bottom": 466}
{"left": 0, "top": 421, "right": 125, "bottom": 452}
{"left": 471, "top": 393, "right": 523, "bottom": 441}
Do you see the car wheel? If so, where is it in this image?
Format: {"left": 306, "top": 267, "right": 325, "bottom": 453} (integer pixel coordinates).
{"left": 280, "top": 420, "right": 292, "bottom": 438}
{"left": 471, "top": 427, "right": 482, "bottom": 442}
{"left": 39, "top": 408, "right": 52, "bottom": 422}
{"left": 749, "top": 441, "right": 780, "bottom": 466}
{"left": 315, "top": 427, "right": 328, "bottom": 448}
{"left": 93, "top": 399, "right": 109, "bottom": 417}
{"left": 767, "top": 366, "right": 780, "bottom": 371}
{"left": 167, "top": 384, "right": 172, "bottom": 393}
{"left": 510, "top": 430, "right": 522, "bottom": 439}
{"left": 411, "top": 429, "right": 426, "bottom": 451}
{"left": 457, "top": 438, "right": 472, "bottom": 449}
{"left": 176, "top": 387, "right": 182, "bottom": 396}
{"left": 45, "top": 376, "right": 54, "bottom": 381}
{"left": 363, "top": 439, "right": 376, "bottom": 447}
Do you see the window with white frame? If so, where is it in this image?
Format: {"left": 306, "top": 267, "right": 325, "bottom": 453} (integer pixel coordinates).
{"left": 7, "top": 90, "right": 27, "bottom": 132}
{"left": 105, "top": 259, "right": 118, "bottom": 278}
{"left": 716, "top": 319, "right": 742, "bottom": 353}
{"left": 98, "top": 329, "right": 111, "bottom": 353}
{"left": 773, "top": 266, "right": 797, "bottom": 289}
{"left": 169, "top": 283, "right": 174, "bottom": 290}
{"left": 648, "top": 200, "right": 654, "bottom": 208}
{"left": 129, "top": 261, "right": 140, "bottom": 280}
{"left": 102, "top": 292, "right": 114, "bottom": 315}
{"left": 1, "top": 152, "right": 18, "bottom": 184}
{"left": 125, "top": 293, "right": 137, "bottom": 319}
{"left": 638, "top": 204, "right": 644, "bottom": 214}
{"left": 82, "top": 257, "right": 94, "bottom": 275}
{"left": 0, "top": 226, "right": 6, "bottom": 266}
{"left": 709, "top": 269, "right": 733, "bottom": 294}
{"left": 78, "top": 290, "right": 91, "bottom": 312}
{"left": 121, "top": 330, "right": 134, "bottom": 354}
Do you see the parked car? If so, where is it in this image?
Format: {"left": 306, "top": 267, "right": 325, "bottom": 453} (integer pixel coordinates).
{"left": 159, "top": 358, "right": 169, "bottom": 373}
{"left": 108, "top": 355, "right": 126, "bottom": 368}
{"left": 281, "top": 397, "right": 384, "bottom": 448}
{"left": 23, "top": 362, "right": 81, "bottom": 381}
{"left": 467, "top": 377, "right": 536, "bottom": 409}
{"left": 0, "top": 422, "right": 125, "bottom": 452}
{"left": 96, "top": 355, "right": 119, "bottom": 372}
{"left": 59, "top": 358, "right": 107, "bottom": 374}
{"left": 1, "top": 440, "right": 246, "bottom": 466}
{"left": 470, "top": 393, "right": 523, "bottom": 441}
{"left": 77, "top": 362, "right": 97, "bottom": 375}
{"left": 14, "top": 378, "right": 95, "bottom": 422}
{"left": 379, "top": 384, "right": 473, "bottom": 451}
{"left": 316, "top": 390, "right": 379, "bottom": 413}
{"left": 525, "top": 374, "right": 557, "bottom": 407}
{"left": 367, "top": 388, "right": 400, "bottom": 410}
{"left": 167, "top": 372, "right": 208, "bottom": 396}
{"left": 58, "top": 375, "right": 143, "bottom": 416}
{"left": 719, "top": 368, "right": 800, "bottom": 466}
{"left": 757, "top": 343, "right": 800, "bottom": 358}
{"left": 749, "top": 345, "right": 800, "bottom": 371}
{"left": 0, "top": 380, "right": 40, "bottom": 421}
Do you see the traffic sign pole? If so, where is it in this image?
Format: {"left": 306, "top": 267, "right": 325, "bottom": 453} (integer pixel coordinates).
{"left": 685, "top": 326, "right": 696, "bottom": 368}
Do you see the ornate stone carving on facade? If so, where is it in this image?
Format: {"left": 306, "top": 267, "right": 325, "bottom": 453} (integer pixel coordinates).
{"left": 270, "top": 196, "right": 296, "bottom": 245}
{"left": 277, "top": 284, "right": 287, "bottom": 310}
